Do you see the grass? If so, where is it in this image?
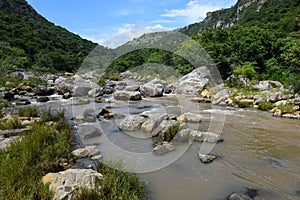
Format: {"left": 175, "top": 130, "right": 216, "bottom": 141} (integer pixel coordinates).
{"left": 0, "top": 116, "right": 24, "bottom": 130}
{"left": 75, "top": 161, "right": 147, "bottom": 200}
{"left": 237, "top": 101, "right": 252, "bottom": 108}
{"left": 0, "top": 112, "right": 74, "bottom": 199}
{"left": 0, "top": 97, "right": 12, "bottom": 118}
{"left": 18, "top": 106, "right": 39, "bottom": 118}
{"left": 278, "top": 103, "right": 296, "bottom": 114}
{"left": 164, "top": 123, "right": 180, "bottom": 142}
{"left": 257, "top": 101, "right": 275, "bottom": 111}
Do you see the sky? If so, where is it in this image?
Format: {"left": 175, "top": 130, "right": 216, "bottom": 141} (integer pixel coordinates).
{"left": 26, "top": 0, "right": 237, "bottom": 48}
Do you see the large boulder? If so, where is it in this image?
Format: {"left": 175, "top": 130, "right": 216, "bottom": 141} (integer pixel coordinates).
{"left": 77, "top": 125, "right": 102, "bottom": 140}
{"left": 177, "top": 113, "right": 202, "bottom": 123}
{"left": 73, "top": 85, "right": 93, "bottom": 97}
{"left": 42, "top": 169, "right": 103, "bottom": 200}
{"left": 114, "top": 91, "right": 142, "bottom": 101}
{"left": 119, "top": 115, "right": 146, "bottom": 131}
{"left": 33, "top": 85, "right": 55, "bottom": 96}
{"left": 152, "top": 142, "right": 175, "bottom": 155}
{"left": 151, "top": 120, "right": 180, "bottom": 145}
{"left": 140, "top": 108, "right": 168, "bottom": 133}
{"left": 140, "top": 79, "right": 164, "bottom": 97}
{"left": 72, "top": 145, "right": 101, "bottom": 159}
{"left": 253, "top": 80, "right": 283, "bottom": 90}
{"left": 176, "top": 67, "right": 210, "bottom": 95}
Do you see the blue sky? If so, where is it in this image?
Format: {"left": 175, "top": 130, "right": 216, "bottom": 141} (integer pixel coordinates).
{"left": 27, "top": 0, "right": 237, "bottom": 47}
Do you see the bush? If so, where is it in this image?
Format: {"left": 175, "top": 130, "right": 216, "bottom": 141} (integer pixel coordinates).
{"left": 76, "top": 161, "right": 147, "bottom": 200}
{"left": 237, "top": 101, "right": 252, "bottom": 108}
{"left": 257, "top": 101, "right": 275, "bottom": 111}
{"left": 164, "top": 123, "right": 180, "bottom": 142}
{"left": 0, "top": 112, "right": 73, "bottom": 199}
{"left": 18, "top": 106, "right": 39, "bottom": 118}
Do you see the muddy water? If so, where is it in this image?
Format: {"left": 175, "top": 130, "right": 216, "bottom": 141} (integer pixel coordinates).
{"left": 68, "top": 93, "right": 300, "bottom": 200}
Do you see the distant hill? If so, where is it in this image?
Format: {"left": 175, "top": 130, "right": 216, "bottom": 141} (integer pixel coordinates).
{"left": 0, "top": 0, "right": 102, "bottom": 73}
{"left": 180, "top": 0, "right": 300, "bottom": 36}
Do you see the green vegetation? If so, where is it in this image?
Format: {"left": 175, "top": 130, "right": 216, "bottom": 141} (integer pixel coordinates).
{"left": 237, "top": 101, "right": 252, "bottom": 108}
{"left": 76, "top": 161, "right": 147, "bottom": 200}
{"left": 164, "top": 123, "right": 180, "bottom": 142}
{"left": 97, "top": 70, "right": 121, "bottom": 87}
{"left": 0, "top": 97, "right": 11, "bottom": 118}
{"left": 0, "top": 112, "right": 74, "bottom": 199}
{"left": 257, "top": 101, "right": 275, "bottom": 111}
{"left": 0, "top": 116, "right": 23, "bottom": 130}
{"left": 18, "top": 106, "right": 39, "bottom": 118}
{"left": 0, "top": 0, "right": 99, "bottom": 73}
{"left": 278, "top": 103, "right": 296, "bottom": 114}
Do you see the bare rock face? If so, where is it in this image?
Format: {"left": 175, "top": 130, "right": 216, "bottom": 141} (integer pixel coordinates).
{"left": 42, "top": 169, "right": 103, "bottom": 200}
{"left": 176, "top": 67, "right": 210, "bottom": 95}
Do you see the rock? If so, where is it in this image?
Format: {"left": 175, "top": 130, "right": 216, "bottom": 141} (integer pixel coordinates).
{"left": 199, "top": 153, "right": 217, "bottom": 164}
{"left": 176, "top": 67, "right": 210, "bottom": 95}
{"left": 72, "top": 145, "right": 101, "bottom": 158}
{"left": 269, "top": 92, "right": 282, "bottom": 102}
{"left": 152, "top": 142, "right": 175, "bottom": 155}
{"left": 191, "top": 97, "right": 211, "bottom": 103}
{"left": 274, "top": 100, "right": 287, "bottom": 107}
{"left": 163, "top": 88, "right": 172, "bottom": 94}
{"left": 78, "top": 125, "right": 102, "bottom": 140}
{"left": 33, "top": 85, "right": 55, "bottom": 96}
{"left": 76, "top": 109, "right": 97, "bottom": 122}
{"left": 73, "top": 98, "right": 90, "bottom": 105}
{"left": 173, "top": 129, "right": 191, "bottom": 143}
{"left": 201, "top": 89, "right": 211, "bottom": 99}
{"left": 63, "top": 92, "right": 72, "bottom": 99}
{"left": 88, "top": 88, "right": 103, "bottom": 97}
{"left": 294, "top": 98, "right": 300, "bottom": 105}
{"left": 42, "top": 169, "right": 102, "bottom": 200}
{"left": 37, "top": 96, "right": 49, "bottom": 103}
{"left": 177, "top": 113, "right": 202, "bottom": 123}
{"left": 10, "top": 71, "right": 24, "bottom": 80}
{"left": 114, "top": 91, "right": 142, "bottom": 101}
{"left": 91, "top": 155, "right": 103, "bottom": 160}
{"left": 151, "top": 120, "right": 179, "bottom": 145}
{"left": 3, "top": 90, "right": 15, "bottom": 100}
{"left": 253, "top": 80, "right": 283, "bottom": 90}
{"left": 98, "top": 108, "right": 114, "bottom": 120}
{"left": 240, "top": 99, "right": 254, "bottom": 104}
{"left": 191, "top": 131, "right": 223, "bottom": 143}
{"left": 273, "top": 109, "right": 282, "bottom": 117}
{"left": 125, "top": 85, "right": 140, "bottom": 92}
{"left": 140, "top": 108, "right": 168, "bottom": 133}
{"left": 140, "top": 80, "right": 164, "bottom": 97}
{"left": 119, "top": 115, "right": 146, "bottom": 131}
{"left": 15, "top": 98, "right": 31, "bottom": 105}
{"left": 73, "top": 86, "right": 93, "bottom": 97}
{"left": 227, "top": 193, "right": 253, "bottom": 200}
{"left": 212, "top": 89, "right": 230, "bottom": 104}
{"left": 17, "top": 84, "right": 32, "bottom": 92}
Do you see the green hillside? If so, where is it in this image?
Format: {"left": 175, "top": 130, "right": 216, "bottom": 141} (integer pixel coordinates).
{"left": 0, "top": 0, "right": 100, "bottom": 73}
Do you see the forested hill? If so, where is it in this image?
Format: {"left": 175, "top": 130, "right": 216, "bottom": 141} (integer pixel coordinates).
{"left": 0, "top": 0, "right": 100, "bottom": 73}
{"left": 180, "top": 0, "right": 300, "bottom": 36}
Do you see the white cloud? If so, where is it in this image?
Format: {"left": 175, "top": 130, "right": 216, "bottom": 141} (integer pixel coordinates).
{"left": 161, "top": 0, "right": 220, "bottom": 23}
{"left": 102, "top": 24, "right": 167, "bottom": 49}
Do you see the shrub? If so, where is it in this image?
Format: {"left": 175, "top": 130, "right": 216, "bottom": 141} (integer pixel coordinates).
{"left": 257, "top": 101, "right": 275, "bottom": 111}
{"left": 18, "top": 106, "right": 39, "bottom": 118}
{"left": 164, "top": 123, "right": 180, "bottom": 142}
{"left": 237, "top": 101, "right": 252, "bottom": 108}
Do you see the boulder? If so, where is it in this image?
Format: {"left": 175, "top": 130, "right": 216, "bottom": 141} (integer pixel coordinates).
{"left": 125, "top": 85, "right": 140, "bottom": 92}
{"left": 191, "top": 97, "right": 211, "bottom": 103}
{"left": 72, "top": 145, "right": 101, "bottom": 158}
{"left": 114, "top": 91, "right": 142, "bottom": 101}
{"left": 42, "top": 169, "right": 102, "bottom": 200}
{"left": 294, "top": 98, "right": 300, "bottom": 105}
{"left": 253, "top": 80, "right": 283, "bottom": 90}
{"left": 199, "top": 153, "right": 217, "bottom": 164}
{"left": 152, "top": 142, "right": 175, "bottom": 155}
{"left": 274, "top": 100, "right": 287, "bottom": 107}
{"left": 140, "top": 79, "right": 164, "bottom": 97}
{"left": 88, "top": 88, "right": 103, "bottom": 97}
{"left": 212, "top": 89, "right": 230, "bottom": 104}
{"left": 75, "top": 109, "right": 97, "bottom": 122}
{"left": 140, "top": 108, "right": 168, "bottom": 133}
{"left": 176, "top": 67, "right": 210, "bottom": 95}
{"left": 77, "top": 125, "right": 102, "bottom": 140}
{"left": 151, "top": 120, "right": 179, "bottom": 145}
{"left": 15, "top": 98, "right": 31, "bottom": 105}
{"left": 269, "top": 92, "right": 282, "bottom": 102}
{"left": 98, "top": 108, "right": 114, "bottom": 120}
{"left": 163, "top": 88, "right": 172, "bottom": 94}
{"left": 73, "top": 86, "right": 93, "bottom": 97}
{"left": 192, "top": 131, "right": 223, "bottom": 143}
{"left": 33, "top": 86, "right": 55, "bottom": 96}
{"left": 177, "top": 113, "right": 202, "bottom": 123}
{"left": 119, "top": 115, "right": 146, "bottom": 131}
{"left": 37, "top": 96, "right": 50, "bottom": 103}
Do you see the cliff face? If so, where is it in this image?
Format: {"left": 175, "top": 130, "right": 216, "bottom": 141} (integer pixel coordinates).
{"left": 180, "top": 0, "right": 268, "bottom": 35}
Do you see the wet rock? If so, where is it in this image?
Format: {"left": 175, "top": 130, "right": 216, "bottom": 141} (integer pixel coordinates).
{"left": 151, "top": 120, "right": 179, "bottom": 145}
{"left": 119, "top": 115, "right": 146, "bottom": 131}
{"left": 163, "top": 88, "right": 172, "bottom": 94}
{"left": 72, "top": 145, "right": 101, "bottom": 158}
{"left": 3, "top": 90, "right": 15, "bottom": 100}
{"left": 152, "top": 142, "right": 175, "bottom": 155}
{"left": 98, "top": 108, "right": 114, "bottom": 120}
{"left": 75, "top": 109, "right": 97, "bottom": 122}
{"left": 77, "top": 125, "right": 102, "bottom": 140}
{"left": 176, "top": 67, "right": 210, "bottom": 95}
{"left": 33, "top": 85, "right": 55, "bottom": 96}
{"left": 191, "top": 97, "right": 211, "bottom": 103}
{"left": 73, "top": 86, "right": 93, "bottom": 97}
{"left": 42, "top": 169, "right": 102, "bottom": 200}
{"left": 177, "top": 113, "right": 202, "bottom": 123}
{"left": 199, "top": 153, "right": 217, "bottom": 164}
{"left": 15, "top": 98, "right": 31, "bottom": 105}
{"left": 37, "top": 96, "right": 49, "bottom": 103}
{"left": 114, "top": 91, "right": 142, "bottom": 101}
{"left": 140, "top": 79, "right": 164, "bottom": 97}
{"left": 191, "top": 131, "right": 223, "bottom": 143}
{"left": 140, "top": 108, "right": 168, "bottom": 133}
{"left": 227, "top": 188, "right": 258, "bottom": 200}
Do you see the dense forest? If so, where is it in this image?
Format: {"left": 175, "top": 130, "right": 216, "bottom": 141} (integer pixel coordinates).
{"left": 0, "top": 0, "right": 99, "bottom": 73}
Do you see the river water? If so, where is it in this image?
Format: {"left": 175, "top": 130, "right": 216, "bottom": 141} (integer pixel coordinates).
{"left": 58, "top": 92, "right": 300, "bottom": 200}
